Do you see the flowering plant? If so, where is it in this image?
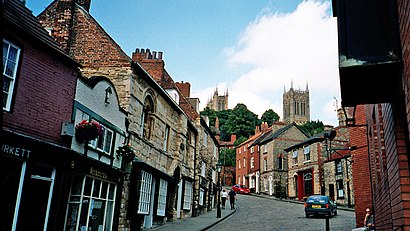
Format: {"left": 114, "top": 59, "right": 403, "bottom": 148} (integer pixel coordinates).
{"left": 75, "top": 120, "right": 103, "bottom": 142}
{"left": 116, "top": 143, "right": 135, "bottom": 163}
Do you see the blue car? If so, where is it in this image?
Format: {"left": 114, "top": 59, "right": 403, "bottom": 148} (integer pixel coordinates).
{"left": 304, "top": 195, "right": 337, "bottom": 218}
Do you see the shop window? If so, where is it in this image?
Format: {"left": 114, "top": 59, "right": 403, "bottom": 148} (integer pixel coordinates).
{"left": 3, "top": 39, "right": 21, "bottom": 111}
{"left": 157, "top": 179, "right": 168, "bottom": 216}
{"left": 183, "top": 181, "right": 192, "bottom": 210}
{"left": 64, "top": 176, "right": 116, "bottom": 231}
{"left": 138, "top": 171, "right": 152, "bottom": 214}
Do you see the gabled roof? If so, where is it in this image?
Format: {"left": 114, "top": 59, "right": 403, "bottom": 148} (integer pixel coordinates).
{"left": 3, "top": 0, "right": 79, "bottom": 67}
{"left": 250, "top": 127, "right": 273, "bottom": 147}
{"left": 284, "top": 131, "right": 328, "bottom": 152}
{"left": 259, "top": 122, "right": 309, "bottom": 145}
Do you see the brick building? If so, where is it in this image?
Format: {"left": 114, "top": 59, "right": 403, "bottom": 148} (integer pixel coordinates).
{"left": 333, "top": 0, "right": 410, "bottom": 230}
{"left": 2, "top": 1, "right": 81, "bottom": 230}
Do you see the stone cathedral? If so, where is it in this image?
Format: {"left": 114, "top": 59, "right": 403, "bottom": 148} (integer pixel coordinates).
{"left": 206, "top": 87, "right": 228, "bottom": 111}
{"left": 283, "top": 82, "right": 310, "bottom": 125}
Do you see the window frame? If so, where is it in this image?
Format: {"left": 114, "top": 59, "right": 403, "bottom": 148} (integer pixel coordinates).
{"left": 3, "top": 39, "right": 21, "bottom": 111}
{"left": 89, "top": 121, "right": 114, "bottom": 155}
{"left": 183, "top": 181, "right": 192, "bottom": 210}
{"left": 137, "top": 171, "right": 152, "bottom": 214}
{"left": 157, "top": 179, "right": 168, "bottom": 216}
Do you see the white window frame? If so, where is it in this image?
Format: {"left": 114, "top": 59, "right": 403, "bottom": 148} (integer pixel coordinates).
{"left": 304, "top": 146, "right": 311, "bottom": 162}
{"left": 157, "top": 179, "right": 168, "bottom": 216}
{"left": 183, "top": 181, "right": 192, "bottom": 210}
{"left": 89, "top": 122, "right": 114, "bottom": 154}
{"left": 199, "top": 188, "right": 204, "bottom": 206}
{"left": 251, "top": 147, "right": 254, "bottom": 153}
{"left": 3, "top": 39, "right": 21, "bottom": 111}
{"left": 264, "top": 159, "right": 268, "bottom": 171}
{"left": 238, "top": 160, "right": 241, "bottom": 169}
{"left": 243, "top": 158, "right": 246, "bottom": 167}
{"left": 137, "top": 171, "right": 152, "bottom": 214}
{"left": 250, "top": 157, "right": 254, "bottom": 168}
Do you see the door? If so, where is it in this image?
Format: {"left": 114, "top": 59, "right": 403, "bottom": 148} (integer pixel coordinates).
{"left": 16, "top": 164, "right": 55, "bottom": 231}
{"left": 176, "top": 181, "right": 182, "bottom": 219}
{"left": 329, "top": 184, "right": 335, "bottom": 201}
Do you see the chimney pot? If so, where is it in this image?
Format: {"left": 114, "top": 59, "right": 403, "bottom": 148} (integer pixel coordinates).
{"left": 158, "top": 51, "right": 163, "bottom": 59}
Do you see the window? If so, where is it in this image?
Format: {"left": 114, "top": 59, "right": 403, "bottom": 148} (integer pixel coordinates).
{"left": 157, "top": 179, "right": 168, "bottom": 216}
{"left": 163, "top": 125, "right": 170, "bottom": 151}
{"left": 304, "top": 146, "right": 311, "bottom": 162}
{"left": 142, "top": 97, "right": 155, "bottom": 140}
{"left": 238, "top": 177, "right": 241, "bottom": 184}
{"left": 213, "top": 145, "right": 217, "bottom": 157}
{"left": 183, "top": 181, "right": 192, "bottom": 210}
{"left": 264, "top": 159, "right": 268, "bottom": 171}
{"left": 335, "top": 160, "right": 343, "bottom": 175}
{"left": 138, "top": 171, "right": 152, "bottom": 214}
{"left": 263, "top": 145, "right": 268, "bottom": 153}
{"left": 243, "top": 146, "right": 245, "bottom": 151}
{"left": 203, "top": 132, "right": 208, "bottom": 145}
{"left": 89, "top": 122, "right": 113, "bottom": 154}
{"left": 201, "top": 162, "right": 206, "bottom": 177}
{"left": 278, "top": 156, "right": 283, "bottom": 170}
{"left": 251, "top": 147, "right": 254, "bottom": 153}
{"left": 64, "top": 176, "right": 116, "bottom": 231}
{"left": 250, "top": 157, "right": 254, "bottom": 168}
{"left": 243, "top": 158, "right": 246, "bottom": 167}
{"left": 3, "top": 39, "right": 21, "bottom": 111}
{"left": 199, "top": 188, "right": 204, "bottom": 206}
{"left": 292, "top": 150, "right": 298, "bottom": 165}
{"left": 337, "top": 180, "right": 344, "bottom": 198}
{"left": 238, "top": 160, "right": 241, "bottom": 169}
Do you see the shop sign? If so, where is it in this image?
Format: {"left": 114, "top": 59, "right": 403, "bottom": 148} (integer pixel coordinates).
{"left": 90, "top": 167, "right": 107, "bottom": 179}
{"left": 2, "top": 144, "right": 31, "bottom": 158}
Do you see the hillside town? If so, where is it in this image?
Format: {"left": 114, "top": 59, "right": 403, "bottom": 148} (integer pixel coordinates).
{"left": 2, "top": 0, "right": 410, "bottom": 231}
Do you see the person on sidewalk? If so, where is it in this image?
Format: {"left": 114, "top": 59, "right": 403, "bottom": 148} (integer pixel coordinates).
{"left": 228, "top": 189, "right": 237, "bottom": 210}
{"left": 364, "top": 208, "right": 375, "bottom": 230}
{"left": 221, "top": 189, "right": 228, "bottom": 209}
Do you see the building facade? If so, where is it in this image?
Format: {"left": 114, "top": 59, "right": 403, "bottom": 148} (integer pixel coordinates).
{"left": 333, "top": 0, "right": 410, "bottom": 230}
{"left": 258, "top": 123, "right": 309, "bottom": 197}
{"left": 283, "top": 82, "right": 310, "bottom": 125}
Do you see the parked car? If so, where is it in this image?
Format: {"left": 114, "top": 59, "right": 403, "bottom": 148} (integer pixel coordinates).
{"left": 232, "top": 184, "right": 250, "bottom": 194}
{"left": 304, "top": 195, "right": 337, "bottom": 218}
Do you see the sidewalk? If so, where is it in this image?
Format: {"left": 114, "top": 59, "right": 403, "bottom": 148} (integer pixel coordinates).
{"left": 147, "top": 207, "right": 236, "bottom": 231}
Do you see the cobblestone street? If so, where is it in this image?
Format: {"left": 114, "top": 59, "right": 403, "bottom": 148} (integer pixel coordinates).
{"left": 208, "top": 194, "right": 356, "bottom": 231}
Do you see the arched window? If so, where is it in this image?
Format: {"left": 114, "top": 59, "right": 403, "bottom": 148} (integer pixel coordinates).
{"left": 142, "top": 95, "right": 155, "bottom": 140}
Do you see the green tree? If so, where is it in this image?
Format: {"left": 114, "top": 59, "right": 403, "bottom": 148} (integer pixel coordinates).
{"left": 219, "top": 148, "right": 236, "bottom": 166}
{"left": 261, "top": 109, "right": 280, "bottom": 126}
{"left": 300, "top": 120, "right": 324, "bottom": 136}
{"left": 200, "top": 107, "right": 217, "bottom": 128}
{"left": 223, "top": 103, "right": 259, "bottom": 141}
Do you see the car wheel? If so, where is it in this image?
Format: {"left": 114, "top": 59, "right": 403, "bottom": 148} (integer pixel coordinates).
{"left": 334, "top": 210, "right": 337, "bottom": 216}
{"left": 305, "top": 213, "right": 309, "bottom": 218}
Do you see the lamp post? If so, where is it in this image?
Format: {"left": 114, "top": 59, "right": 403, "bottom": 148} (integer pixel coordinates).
{"left": 216, "top": 160, "right": 222, "bottom": 218}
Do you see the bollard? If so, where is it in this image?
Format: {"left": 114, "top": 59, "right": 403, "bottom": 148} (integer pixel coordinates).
{"left": 325, "top": 217, "right": 330, "bottom": 231}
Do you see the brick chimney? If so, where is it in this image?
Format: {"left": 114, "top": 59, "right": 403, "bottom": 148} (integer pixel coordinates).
{"left": 261, "top": 122, "right": 269, "bottom": 132}
{"left": 76, "top": 0, "right": 91, "bottom": 12}
{"left": 254, "top": 125, "right": 260, "bottom": 134}
{"left": 132, "top": 48, "right": 165, "bottom": 82}
{"left": 175, "top": 81, "right": 191, "bottom": 98}
{"left": 230, "top": 134, "right": 236, "bottom": 142}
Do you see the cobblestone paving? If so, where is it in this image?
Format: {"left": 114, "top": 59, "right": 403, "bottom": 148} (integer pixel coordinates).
{"left": 208, "top": 194, "right": 356, "bottom": 231}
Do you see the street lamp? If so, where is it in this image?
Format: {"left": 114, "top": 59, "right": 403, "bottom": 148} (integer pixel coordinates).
{"left": 216, "top": 160, "right": 222, "bottom": 218}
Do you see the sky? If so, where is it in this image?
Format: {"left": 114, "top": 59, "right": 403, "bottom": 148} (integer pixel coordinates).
{"left": 27, "top": 0, "right": 341, "bottom": 126}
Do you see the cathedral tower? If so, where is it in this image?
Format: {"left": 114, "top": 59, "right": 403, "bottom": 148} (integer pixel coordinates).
{"left": 206, "top": 87, "right": 228, "bottom": 111}
{"left": 283, "top": 81, "right": 310, "bottom": 124}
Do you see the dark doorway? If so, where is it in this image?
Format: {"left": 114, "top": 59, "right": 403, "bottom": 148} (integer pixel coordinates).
{"left": 329, "top": 184, "right": 335, "bottom": 201}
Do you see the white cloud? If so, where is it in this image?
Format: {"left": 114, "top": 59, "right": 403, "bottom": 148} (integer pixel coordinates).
{"left": 194, "top": 0, "right": 340, "bottom": 126}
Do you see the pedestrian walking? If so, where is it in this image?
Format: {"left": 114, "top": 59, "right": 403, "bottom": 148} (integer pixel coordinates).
{"left": 228, "top": 189, "right": 236, "bottom": 210}
{"left": 221, "top": 189, "right": 228, "bottom": 209}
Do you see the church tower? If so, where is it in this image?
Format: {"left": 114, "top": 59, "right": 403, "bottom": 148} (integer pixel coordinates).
{"left": 206, "top": 87, "right": 228, "bottom": 111}
{"left": 283, "top": 81, "right": 310, "bottom": 125}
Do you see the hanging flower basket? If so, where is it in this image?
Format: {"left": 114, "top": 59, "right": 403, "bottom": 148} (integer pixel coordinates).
{"left": 116, "top": 143, "right": 135, "bottom": 163}
{"left": 75, "top": 120, "right": 103, "bottom": 142}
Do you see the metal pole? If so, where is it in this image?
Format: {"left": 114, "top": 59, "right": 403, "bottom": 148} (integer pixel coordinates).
{"left": 325, "top": 217, "right": 330, "bottom": 231}
{"left": 217, "top": 172, "right": 221, "bottom": 218}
